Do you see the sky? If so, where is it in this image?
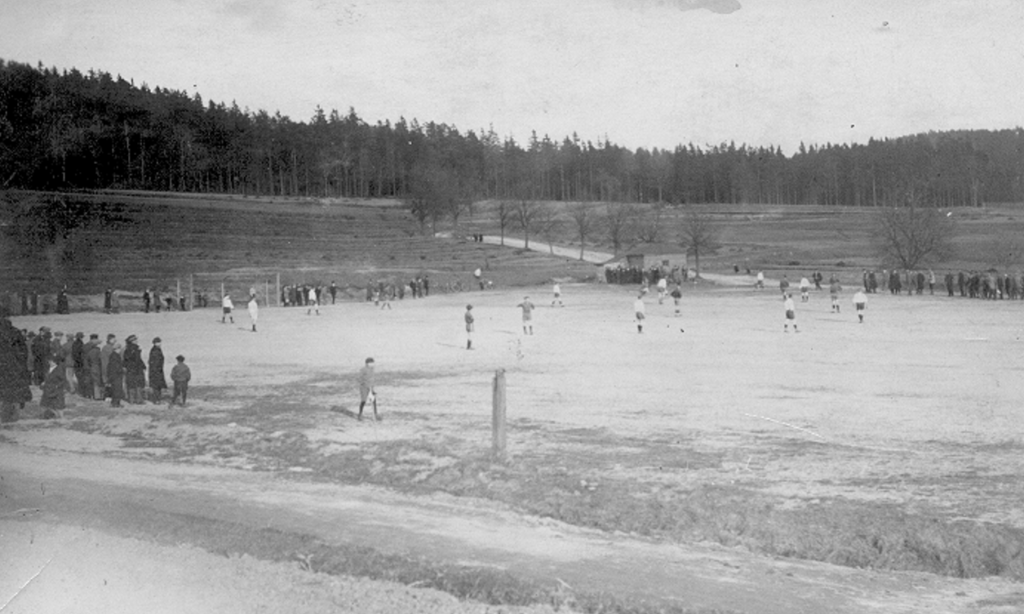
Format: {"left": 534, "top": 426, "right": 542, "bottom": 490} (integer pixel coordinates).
{"left": 3, "top": 0, "right": 1023, "bottom": 154}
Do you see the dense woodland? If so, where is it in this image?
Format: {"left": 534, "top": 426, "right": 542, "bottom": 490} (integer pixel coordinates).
{"left": 3, "top": 60, "right": 1023, "bottom": 209}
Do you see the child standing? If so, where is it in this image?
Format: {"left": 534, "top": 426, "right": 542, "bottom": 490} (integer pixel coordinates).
{"left": 170, "top": 355, "right": 191, "bottom": 406}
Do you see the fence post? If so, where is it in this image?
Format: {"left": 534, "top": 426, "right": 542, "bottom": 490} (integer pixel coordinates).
{"left": 492, "top": 369, "right": 507, "bottom": 459}
{"left": 276, "top": 273, "right": 281, "bottom": 307}
{"left": 189, "top": 274, "right": 194, "bottom": 310}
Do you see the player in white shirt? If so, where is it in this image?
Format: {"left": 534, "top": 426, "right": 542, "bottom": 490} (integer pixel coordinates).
{"left": 656, "top": 277, "right": 668, "bottom": 304}
{"left": 783, "top": 294, "right": 798, "bottom": 332}
{"left": 799, "top": 277, "right": 811, "bottom": 303}
{"left": 247, "top": 296, "right": 259, "bottom": 332}
{"left": 551, "top": 283, "right": 563, "bottom": 307}
{"left": 633, "top": 294, "right": 646, "bottom": 334}
{"left": 852, "top": 290, "right": 867, "bottom": 323}
{"left": 307, "top": 286, "right": 319, "bottom": 316}
{"left": 221, "top": 294, "right": 234, "bottom": 324}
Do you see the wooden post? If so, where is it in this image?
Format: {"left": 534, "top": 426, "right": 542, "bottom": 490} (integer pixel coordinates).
{"left": 176, "top": 279, "right": 181, "bottom": 308}
{"left": 492, "top": 369, "right": 507, "bottom": 459}
{"left": 189, "top": 274, "right": 194, "bottom": 311}
{"left": 276, "top": 273, "right": 281, "bottom": 307}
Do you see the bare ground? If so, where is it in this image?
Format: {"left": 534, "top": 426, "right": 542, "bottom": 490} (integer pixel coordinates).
{"left": 3, "top": 281, "right": 1024, "bottom": 613}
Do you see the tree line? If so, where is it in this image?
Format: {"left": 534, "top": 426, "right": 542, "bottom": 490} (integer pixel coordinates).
{"left": 3, "top": 59, "right": 1024, "bottom": 209}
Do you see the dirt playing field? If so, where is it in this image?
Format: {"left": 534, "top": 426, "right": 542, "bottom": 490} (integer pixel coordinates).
{"left": 3, "top": 280, "right": 1024, "bottom": 613}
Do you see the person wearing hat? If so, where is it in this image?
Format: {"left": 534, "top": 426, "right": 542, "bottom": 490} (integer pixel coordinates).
{"left": 169, "top": 355, "right": 191, "bottom": 407}
{"left": 124, "top": 335, "right": 147, "bottom": 404}
{"left": 149, "top": 338, "right": 167, "bottom": 403}
{"left": 107, "top": 342, "right": 125, "bottom": 407}
{"left": 464, "top": 304, "right": 474, "bottom": 350}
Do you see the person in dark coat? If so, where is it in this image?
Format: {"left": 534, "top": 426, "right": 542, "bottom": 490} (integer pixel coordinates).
{"left": 85, "top": 335, "right": 103, "bottom": 400}
{"left": 32, "top": 328, "right": 51, "bottom": 386}
{"left": 104, "top": 288, "right": 113, "bottom": 313}
{"left": 107, "top": 343, "right": 125, "bottom": 407}
{"left": 123, "top": 335, "right": 147, "bottom": 404}
{"left": 56, "top": 286, "right": 69, "bottom": 314}
{"left": 71, "top": 332, "right": 87, "bottom": 396}
{"left": 148, "top": 337, "right": 167, "bottom": 403}
{"left": 40, "top": 358, "right": 66, "bottom": 416}
{"left": 1, "top": 318, "right": 31, "bottom": 423}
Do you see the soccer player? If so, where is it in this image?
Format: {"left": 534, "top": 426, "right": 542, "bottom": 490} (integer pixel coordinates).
{"left": 783, "top": 293, "right": 798, "bottom": 332}
{"left": 656, "top": 277, "right": 668, "bottom": 304}
{"left": 248, "top": 295, "right": 259, "bottom": 332}
{"left": 307, "top": 286, "right": 320, "bottom": 315}
{"left": 552, "top": 283, "right": 563, "bottom": 307}
{"left": 517, "top": 296, "right": 535, "bottom": 335}
{"left": 829, "top": 278, "right": 842, "bottom": 313}
{"left": 221, "top": 294, "right": 234, "bottom": 324}
{"left": 852, "top": 289, "right": 867, "bottom": 323}
{"left": 464, "top": 304, "right": 475, "bottom": 350}
{"left": 357, "top": 357, "right": 378, "bottom": 421}
{"left": 755, "top": 270, "right": 765, "bottom": 290}
{"left": 634, "top": 293, "right": 646, "bottom": 333}
{"left": 799, "top": 277, "right": 811, "bottom": 303}
{"left": 670, "top": 284, "right": 683, "bottom": 317}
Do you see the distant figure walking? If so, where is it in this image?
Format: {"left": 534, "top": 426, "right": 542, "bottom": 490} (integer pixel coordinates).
{"left": 671, "top": 284, "right": 683, "bottom": 317}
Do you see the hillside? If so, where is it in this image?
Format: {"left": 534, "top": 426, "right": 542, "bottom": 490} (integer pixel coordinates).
{"left": 0, "top": 190, "right": 598, "bottom": 311}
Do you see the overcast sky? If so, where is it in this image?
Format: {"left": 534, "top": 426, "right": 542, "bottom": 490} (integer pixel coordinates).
{"left": 3, "top": 0, "right": 1023, "bottom": 153}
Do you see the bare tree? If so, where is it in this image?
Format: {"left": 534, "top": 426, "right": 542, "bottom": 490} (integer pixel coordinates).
{"left": 679, "top": 206, "right": 721, "bottom": 278}
{"left": 495, "top": 200, "right": 514, "bottom": 246}
{"left": 873, "top": 204, "right": 957, "bottom": 270}
{"left": 635, "top": 201, "right": 666, "bottom": 244}
{"left": 604, "top": 203, "right": 635, "bottom": 257}
{"left": 534, "top": 204, "right": 562, "bottom": 255}
{"left": 567, "top": 202, "right": 597, "bottom": 260}
{"left": 513, "top": 199, "right": 544, "bottom": 249}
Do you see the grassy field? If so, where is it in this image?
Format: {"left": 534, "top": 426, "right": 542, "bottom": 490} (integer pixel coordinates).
{"left": 4, "top": 191, "right": 1024, "bottom": 612}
